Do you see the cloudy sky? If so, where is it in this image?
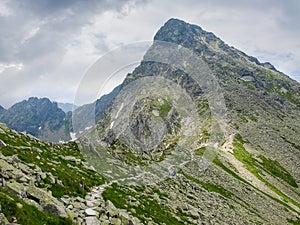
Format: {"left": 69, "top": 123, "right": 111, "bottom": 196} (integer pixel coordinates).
{"left": 0, "top": 0, "right": 299, "bottom": 108}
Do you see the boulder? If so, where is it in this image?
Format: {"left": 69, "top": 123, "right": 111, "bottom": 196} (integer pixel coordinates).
{"left": 85, "top": 208, "right": 97, "bottom": 216}
{"left": 26, "top": 186, "right": 67, "bottom": 217}
{"left": 6, "top": 181, "right": 27, "bottom": 197}
{"left": 119, "top": 211, "right": 130, "bottom": 224}
{"left": 85, "top": 216, "right": 100, "bottom": 225}
{"left": 32, "top": 147, "right": 43, "bottom": 153}
{"left": 1, "top": 178, "right": 6, "bottom": 187}
{"left": 86, "top": 200, "right": 94, "bottom": 207}
{"left": 111, "top": 218, "right": 122, "bottom": 225}
{"left": 17, "top": 174, "right": 30, "bottom": 183}
{"left": 67, "top": 204, "right": 74, "bottom": 210}
{"left": 62, "top": 156, "right": 80, "bottom": 163}
{"left": 44, "top": 203, "right": 66, "bottom": 217}
{"left": 0, "top": 159, "right": 21, "bottom": 179}
{"left": 105, "top": 200, "right": 118, "bottom": 217}
{"left": 0, "top": 139, "right": 6, "bottom": 147}
{"left": 17, "top": 163, "right": 32, "bottom": 175}
{"left": 188, "top": 207, "right": 200, "bottom": 219}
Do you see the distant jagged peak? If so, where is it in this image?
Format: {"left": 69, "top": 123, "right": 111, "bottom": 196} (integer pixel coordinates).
{"left": 0, "top": 96, "right": 70, "bottom": 142}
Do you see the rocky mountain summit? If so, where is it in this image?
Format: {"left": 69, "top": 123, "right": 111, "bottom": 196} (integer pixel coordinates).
{"left": 0, "top": 97, "right": 71, "bottom": 143}
{"left": 0, "top": 18, "right": 300, "bottom": 225}
{"left": 80, "top": 18, "right": 300, "bottom": 224}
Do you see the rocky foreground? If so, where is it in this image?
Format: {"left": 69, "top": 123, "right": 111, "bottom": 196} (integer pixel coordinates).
{"left": 0, "top": 123, "right": 140, "bottom": 225}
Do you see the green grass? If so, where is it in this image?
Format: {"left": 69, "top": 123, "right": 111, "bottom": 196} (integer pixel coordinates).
{"left": 0, "top": 126, "right": 107, "bottom": 198}
{"left": 194, "top": 146, "right": 246, "bottom": 184}
{"left": 180, "top": 171, "right": 233, "bottom": 199}
{"left": 213, "top": 156, "right": 246, "bottom": 183}
{"left": 102, "top": 183, "right": 191, "bottom": 225}
{"left": 195, "top": 146, "right": 299, "bottom": 215}
{"left": 233, "top": 134, "right": 298, "bottom": 187}
{"left": 158, "top": 101, "right": 172, "bottom": 118}
{"left": 0, "top": 187, "right": 72, "bottom": 225}
{"left": 194, "top": 146, "right": 207, "bottom": 156}
{"left": 233, "top": 134, "right": 300, "bottom": 209}
{"left": 258, "top": 155, "right": 298, "bottom": 188}
{"left": 288, "top": 217, "right": 300, "bottom": 224}
{"left": 148, "top": 97, "right": 172, "bottom": 118}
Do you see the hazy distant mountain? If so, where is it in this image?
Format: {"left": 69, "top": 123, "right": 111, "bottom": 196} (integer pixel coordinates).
{"left": 0, "top": 97, "right": 70, "bottom": 142}
{"left": 57, "top": 102, "right": 78, "bottom": 113}
{"left": 0, "top": 85, "right": 121, "bottom": 142}
{"left": 71, "top": 85, "right": 121, "bottom": 134}
{"left": 0, "top": 105, "right": 6, "bottom": 115}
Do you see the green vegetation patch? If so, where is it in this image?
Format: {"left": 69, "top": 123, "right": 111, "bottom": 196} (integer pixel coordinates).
{"left": 233, "top": 134, "right": 300, "bottom": 209}
{"left": 0, "top": 187, "right": 72, "bottom": 225}
{"left": 258, "top": 155, "right": 298, "bottom": 188}
{"left": 102, "top": 183, "right": 190, "bottom": 224}
{"left": 0, "top": 127, "right": 107, "bottom": 198}
{"left": 194, "top": 146, "right": 207, "bottom": 156}
{"left": 158, "top": 101, "right": 172, "bottom": 118}
{"left": 288, "top": 217, "right": 300, "bottom": 225}
{"left": 233, "top": 134, "right": 298, "bottom": 188}
{"left": 181, "top": 171, "right": 233, "bottom": 199}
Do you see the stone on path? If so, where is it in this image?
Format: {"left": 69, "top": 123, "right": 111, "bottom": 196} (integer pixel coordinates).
{"left": 85, "top": 216, "right": 100, "bottom": 225}
{"left": 85, "top": 208, "right": 97, "bottom": 216}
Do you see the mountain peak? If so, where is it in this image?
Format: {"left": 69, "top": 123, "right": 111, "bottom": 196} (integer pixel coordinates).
{"left": 161, "top": 18, "right": 194, "bottom": 27}
{"left": 0, "top": 97, "right": 70, "bottom": 142}
{"left": 154, "top": 18, "right": 283, "bottom": 75}
{"left": 154, "top": 18, "right": 216, "bottom": 45}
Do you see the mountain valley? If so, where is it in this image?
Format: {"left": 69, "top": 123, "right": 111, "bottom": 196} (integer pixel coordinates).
{"left": 0, "top": 18, "right": 300, "bottom": 225}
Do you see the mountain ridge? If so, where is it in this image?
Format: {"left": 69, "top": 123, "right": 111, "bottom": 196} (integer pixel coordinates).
{"left": 0, "top": 97, "right": 70, "bottom": 143}
{"left": 0, "top": 85, "right": 121, "bottom": 142}
{"left": 0, "top": 18, "right": 299, "bottom": 225}
{"left": 79, "top": 18, "right": 300, "bottom": 224}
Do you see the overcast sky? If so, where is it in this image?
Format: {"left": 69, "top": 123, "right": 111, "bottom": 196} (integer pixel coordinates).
{"left": 0, "top": 0, "right": 299, "bottom": 108}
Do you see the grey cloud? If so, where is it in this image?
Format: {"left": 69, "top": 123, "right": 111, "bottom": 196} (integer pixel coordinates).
{"left": 1, "top": 0, "right": 146, "bottom": 63}
{"left": 0, "top": 0, "right": 299, "bottom": 108}
{"left": 0, "top": 0, "right": 148, "bottom": 107}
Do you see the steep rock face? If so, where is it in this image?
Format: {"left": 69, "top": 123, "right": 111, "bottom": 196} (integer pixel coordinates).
{"left": 79, "top": 18, "right": 300, "bottom": 224}
{"left": 0, "top": 97, "right": 70, "bottom": 142}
